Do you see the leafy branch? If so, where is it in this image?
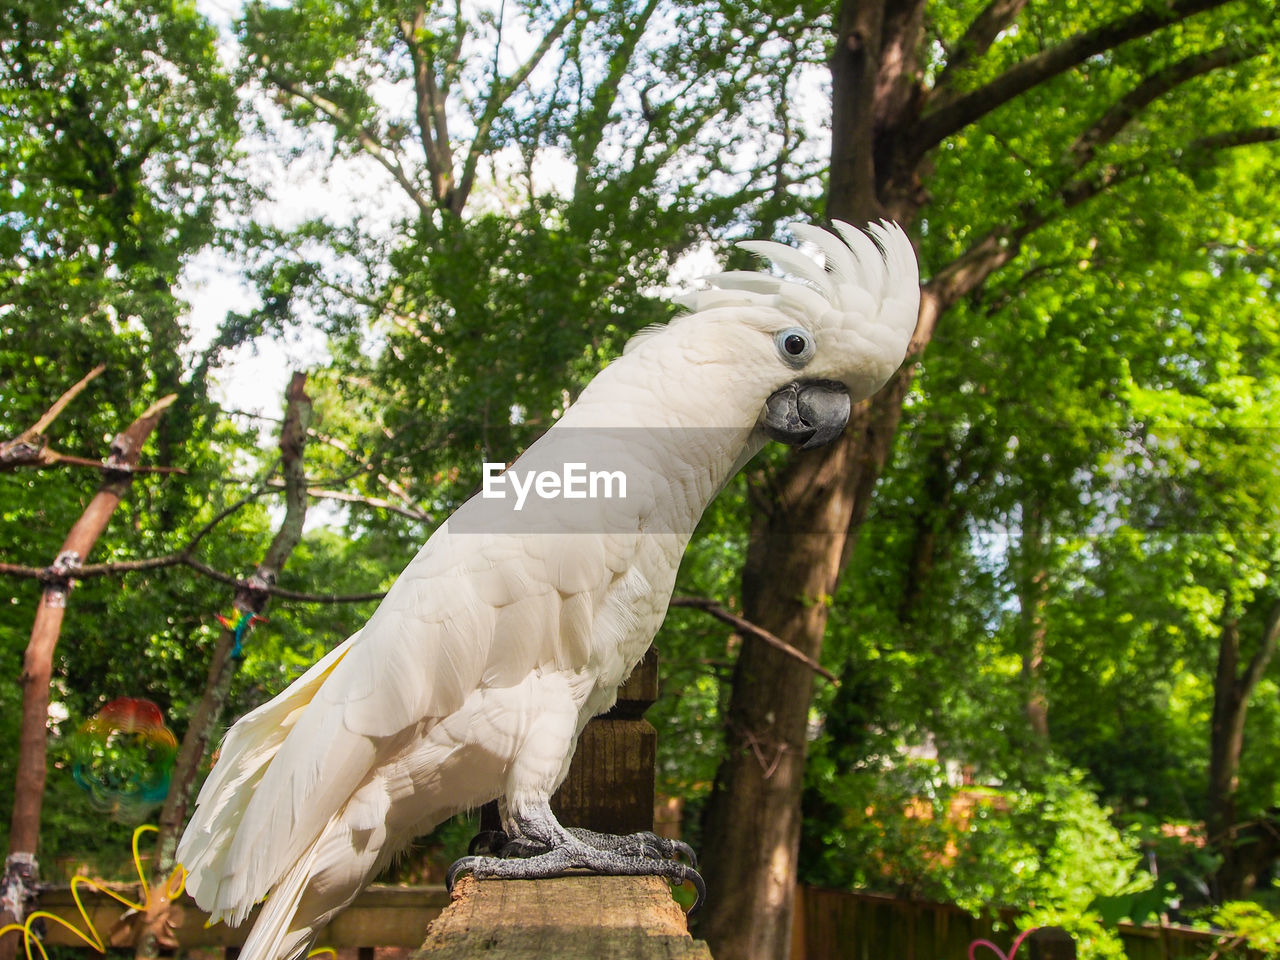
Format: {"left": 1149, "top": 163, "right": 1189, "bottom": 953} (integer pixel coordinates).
{"left": 914, "top": 0, "right": 1235, "bottom": 160}
{"left": 931, "top": 0, "right": 1030, "bottom": 96}
{"left": 918, "top": 50, "right": 1280, "bottom": 343}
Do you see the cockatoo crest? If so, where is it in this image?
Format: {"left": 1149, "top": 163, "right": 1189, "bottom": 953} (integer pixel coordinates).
{"left": 639, "top": 219, "right": 919, "bottom": 400}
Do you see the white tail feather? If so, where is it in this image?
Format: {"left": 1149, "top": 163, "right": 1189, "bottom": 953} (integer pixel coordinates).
{"left": 236, "top": 841, "right": 320, "bottom": 960}
{"left": 177, "top": 632, "right": 359, "bottom": 917}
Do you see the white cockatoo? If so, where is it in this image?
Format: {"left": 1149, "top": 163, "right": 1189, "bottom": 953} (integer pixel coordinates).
{"left": 176, "top": 220, "right": 920, "bottom": 960}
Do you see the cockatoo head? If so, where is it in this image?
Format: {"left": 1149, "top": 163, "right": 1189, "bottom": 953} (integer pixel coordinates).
{"left": 633, "top": 220, "right": 921, "bottom": 450}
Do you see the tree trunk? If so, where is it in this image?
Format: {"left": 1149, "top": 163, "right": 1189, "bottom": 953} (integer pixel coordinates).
{"left": 695, "top": 3, "right": 928, "bottom": 955}
{"left": 1018, "top": 504, "right": 1051, "bottom": 745}
{"left": 137, "top": 373, "right": 312, "bottom": 960}
{"left": 1, "top": 394, "right": 177, "bottom": 959}
{"left": 1207, "top": 600, "right": 1280, "bottom": 900}
{"left": 696, "top": 373, "right": 914, "bottom": 959}
{"left": 687, "top": 0, "right": 1256, "bottom": 949}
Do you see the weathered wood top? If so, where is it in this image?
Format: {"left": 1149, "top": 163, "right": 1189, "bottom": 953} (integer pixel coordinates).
{"left": 415, "top": 876, "right": 713, "bottom": 959}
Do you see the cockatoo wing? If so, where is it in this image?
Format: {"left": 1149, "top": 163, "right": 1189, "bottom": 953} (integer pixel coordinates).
{"left": 189, "top": 524, "right": 637, "bottom": 919}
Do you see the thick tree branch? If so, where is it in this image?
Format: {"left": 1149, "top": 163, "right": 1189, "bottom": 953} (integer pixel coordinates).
{"left": 3, "top": 393, "right": 176, "bottom": 948}
{"left": 571, "top": 0, "right": 659, "bottom": 193}
{"left": 259, "top": 374, "right": 311, "bottom": 574}
{"left": 912, "top": 0, "right": 1233, "bottom": 159}
{"left": 148, "top": 373, "right": 314, "bottom": 899}
{"left": 931, "top": 0, "right": 1030, "bottom": 102}
{"left": 919, "top": 123, "right": 1280, "bottom": 334}
{"left": 1243, "top": 600, "right": 1280, "bottom": 694}
{"left": 399, "top": 8, "right": 457, "bottom": 210}
{"left": 670, "top": 596, "right": 838, "bottom": 684}
{"left": 1067, "top": 43, "right": 1261, "bottom": 168}
{"left": 1191, "top": 125, "right": 1280, "bottom": 152}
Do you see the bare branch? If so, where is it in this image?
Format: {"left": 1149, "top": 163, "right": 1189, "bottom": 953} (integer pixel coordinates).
{"left": 1, "top": 447, "right": 185, "bottom": 473}
{"left": 2, "top": 365, "right": 105, "bottom": 470}
{"left": 266, "top": 480, "right": 433, "bottom": 522}
{"left": 266, "top": 70, "right": 433, "bottom": 219}
{"left": 0, "top": 556, "right": 175, "bottom": 579}
{"left": 179, "top": 554, "right": 386, "bottom": 604}
{"left": 455, "top": 1, "right": 584, "bottom": 213}
{"left": 192, "top": 479, "right": 278, "bottom": 553}
{"left": 0, "top": 555, "right": 387, "bottom": 605}
{"left": 305, "top": 429, "right": 424, "bottom": 514}
{"left": 29, "top": 364, "right": 105, "bottom": 435}
{"left": 0, "top": 477, "right": 269, "bottom": 583}
{"left": 912, "top": 0, "right": 1233, "bottom": 159}
{"left": 670, "top": 596, "right": 838, "bottom": 684}
{"left": 251, "top": 580, "right": 386, "bottom": 605}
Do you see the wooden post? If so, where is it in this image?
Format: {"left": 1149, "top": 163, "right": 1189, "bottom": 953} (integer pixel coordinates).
{"left": 480, "top": 646, "right": 659, "bottom": 836}
{"left": 418, "top": 876, "right": 710, "bottom": 959}
{"left": 553, "top": 647, "right": 658, "bottom": 834}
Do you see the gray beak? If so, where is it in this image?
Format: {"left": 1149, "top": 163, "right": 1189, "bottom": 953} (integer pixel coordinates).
{"left": 761, "top": 380, "right": 851, "bottom": 450}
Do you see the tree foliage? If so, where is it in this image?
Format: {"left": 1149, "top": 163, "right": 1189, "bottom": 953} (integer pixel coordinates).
{"left": 3, "top": 3, "right": 1280, "bottom": 959}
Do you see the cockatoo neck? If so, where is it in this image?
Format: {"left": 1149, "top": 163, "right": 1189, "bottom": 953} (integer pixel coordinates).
{"left": 542, "top": 331, "right": 772, "bottom": 533}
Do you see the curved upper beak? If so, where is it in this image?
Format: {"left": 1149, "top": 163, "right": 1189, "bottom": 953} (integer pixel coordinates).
{"left": 760, "top": 380, "right": 851, "bottom": 450}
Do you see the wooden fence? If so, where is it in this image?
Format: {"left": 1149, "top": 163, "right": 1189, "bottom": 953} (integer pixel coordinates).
{"left": 793, "top": 886, "right": 1263, "bottom": 960}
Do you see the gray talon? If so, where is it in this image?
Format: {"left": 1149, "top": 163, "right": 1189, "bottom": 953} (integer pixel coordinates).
{"left": 445, "top": 855, "right": 477, "bottom": 892}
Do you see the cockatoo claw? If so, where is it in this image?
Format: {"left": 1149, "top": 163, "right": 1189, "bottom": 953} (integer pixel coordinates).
{"left": 444, "top": 855, "right": 477, "bottom": 894}
{"left": 668, "top": 838, "right": 698, "bottom": 868}
{"left": 563, "top": 828, "right": 696, "bottom": 866}
{"left": 497, "top": 836, "right": 547, "bottom": 858}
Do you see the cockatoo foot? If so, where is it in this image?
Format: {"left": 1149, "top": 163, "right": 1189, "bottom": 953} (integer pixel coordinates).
{"left": 445, "top": 841, "right": 706, "bottom": 914}
{"left": 568, "top": 827, "right": 697, "bottom": 866}
{"left": 482, "top": 827, "right": 695, "bottom": 866}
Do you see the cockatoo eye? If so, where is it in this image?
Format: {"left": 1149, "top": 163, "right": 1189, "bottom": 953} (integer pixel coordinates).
{"left": 775, "top": 327, "right": 815, "bottom": 368}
